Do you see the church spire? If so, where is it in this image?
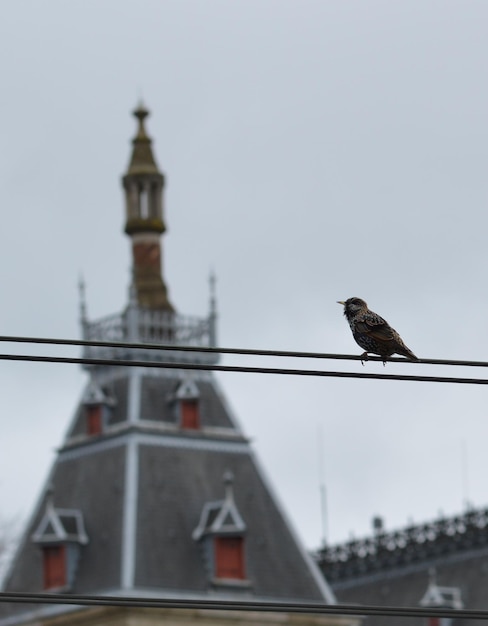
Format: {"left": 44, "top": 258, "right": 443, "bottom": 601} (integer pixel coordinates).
{"left": 126, "top": 102, "right": 160, "bottom": 176}
{"left": 121, "top": 102, "right": 174, "bottom": 311}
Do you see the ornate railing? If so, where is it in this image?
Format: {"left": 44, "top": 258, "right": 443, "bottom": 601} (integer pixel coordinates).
{"left": 83, "top": 311, "right": 126, "bottom": 343}
{"left": 136, "top": 309, "right": 213, "bottom": 346}
{"left": 316, "top": 507, "right": 488, "bottom": 583}
{"left": 81, "top": 305, "right": 217, "bottom": 365}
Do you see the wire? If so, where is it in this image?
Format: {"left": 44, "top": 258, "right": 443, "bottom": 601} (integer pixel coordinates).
{"left": 0, "top": 352, "right": 488, "bottom": 386}
{"left": 0, "top": 591, "right": 484, "bottom": 620}
{"left": 0, "top": 353, "right": 483, "bottom": 617}
{"left": 0, "top": 334, "right": 487, "bottom": 368}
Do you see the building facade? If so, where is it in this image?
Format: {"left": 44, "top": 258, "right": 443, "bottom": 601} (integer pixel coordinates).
{"left": 317, "top": 508, "right": 488, "bottom": 626}
{"left": 0, "top": 105, "right": 355, "bottom": 626}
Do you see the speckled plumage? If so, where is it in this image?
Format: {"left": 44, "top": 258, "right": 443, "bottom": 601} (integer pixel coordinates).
{"left": 337, "top": 297, "right": 418, "bottom": 364}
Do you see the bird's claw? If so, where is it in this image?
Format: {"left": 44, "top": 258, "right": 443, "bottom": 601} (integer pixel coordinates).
{"left": 360, "top": 352, "right": 369, "bottom": 366}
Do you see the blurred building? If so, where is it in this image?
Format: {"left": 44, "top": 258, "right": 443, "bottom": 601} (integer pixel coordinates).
{"left": 316, "top": 508, "right": 488, "bottom": 626}
{"left": 0, "top": 105, "right": 355, "bottom": 626}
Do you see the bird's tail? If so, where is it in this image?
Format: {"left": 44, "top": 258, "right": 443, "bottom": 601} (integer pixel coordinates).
{"left": 398, "top": 345, "right": 419, "bottom": 361}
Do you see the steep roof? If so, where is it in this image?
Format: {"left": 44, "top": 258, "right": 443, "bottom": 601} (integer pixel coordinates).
{"left": 0, "top": 367, "right": 334, "bottom": 624}
{"left": 0, "top": 104, "right": 338, "bottom": 625}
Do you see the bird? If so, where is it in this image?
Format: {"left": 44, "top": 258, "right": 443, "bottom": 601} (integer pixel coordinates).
{"left": 337, "top": 297, "right": 418, "bottom": 365}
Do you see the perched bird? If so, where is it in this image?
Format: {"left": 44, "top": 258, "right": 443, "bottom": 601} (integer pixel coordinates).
{"left": 337, "top": 297, "right": 418, "bottom": 364}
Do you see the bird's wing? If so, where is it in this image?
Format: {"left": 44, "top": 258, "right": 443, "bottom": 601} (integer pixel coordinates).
{"left": 355, "top": 313, "right": 396, "bottom": 341}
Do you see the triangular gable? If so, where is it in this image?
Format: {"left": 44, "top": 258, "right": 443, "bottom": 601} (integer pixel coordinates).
{"left": 82, "top": 379, "right": 114, "bottom": 406}
{"left": 32, "top": 505, "right": 88, "bottom": 545}
{"left": 212, "top": 496, "right": 246, "bottom": 534}
{"left": 420, "top": 583, "right": 463, "bottom": 609}
{"left": 193, "top": 473, "right": 246, "bottom": 541}
{"left": 175, "top": 378, "right": 199, "bottom": 400}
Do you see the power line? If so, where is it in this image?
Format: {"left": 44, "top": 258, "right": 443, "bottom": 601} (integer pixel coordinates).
{"left": 0, "top": 352, "right": 488, "bottom": 386}
{"left": 0, "top": 334, "right": 487, "bottom": 368}
{"left": 0, "top": 591, "right": 485, "bottom": 620}
{"left": 1, "top": 341, "right": 484, "bottom": 619}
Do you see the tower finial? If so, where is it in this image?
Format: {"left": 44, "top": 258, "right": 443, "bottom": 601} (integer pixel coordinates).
{"left": 223, "top": 470, "right": 235, "bottom": 502}
{"left": 133, "top": 101, "right": 150, "bottom": 140}
{"left": 428, "top": 567, "right": 437, "bottom": 586}
{"left": 79, "top": 275, "right": 88, "bottom": 330}
{"left": 208, "top": 270, "right": 218, "bottom": 347}
{"left": 209, "top": 270, "right": 217, "bottom": 315}
{"left": 45, "top": 483, "right": 55, "bottom": 510}
{"left": 122, "top": 104, "right": 174, "bottom": 312}
{"left": 126, "top": 102, "right": 159, "bottom": 176}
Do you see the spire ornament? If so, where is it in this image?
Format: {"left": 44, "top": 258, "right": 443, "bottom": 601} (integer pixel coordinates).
{"left": 208, "top": 270, "right": 218, "bottom": 347}
{"left": 78, "top": 275, "right": 87, "bottom": 322}
{"left": 126, "top": 101, "right": 160, "bottom": 176}
{"left": 121, "top": 103, "right": 173, "bottom": 311}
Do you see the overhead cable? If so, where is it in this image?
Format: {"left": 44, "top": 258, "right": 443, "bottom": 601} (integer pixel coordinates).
{"left": 0, "top": 591, "right": 486, "bottom": 620}
{"left": 0, "top": 352, "right": 487, "bottom": 385}
{"left": 0, "top": 334, "right": 486, "bottom": 368}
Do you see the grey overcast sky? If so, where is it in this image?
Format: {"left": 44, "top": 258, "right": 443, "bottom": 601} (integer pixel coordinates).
{"left": 1, "top": 0, "right": 488, "bottom": 556}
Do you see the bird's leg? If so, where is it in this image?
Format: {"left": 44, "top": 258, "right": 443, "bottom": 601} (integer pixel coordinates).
{"left": 360, "top": 352, "right": 369, "bottom": 366}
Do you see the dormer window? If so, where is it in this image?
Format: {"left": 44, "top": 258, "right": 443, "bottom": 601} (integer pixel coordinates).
{"left": 181, "top": 399, "right": 199, "bottom": 429}
{"left": 42, "top": 545, "right": 66, "bottom": 590}
{"left": 32, "top": 489, "right": 88, "bottom": 591}
{"left": 175, "top": 379, "right": 200, "bottom": 430}
{"left": 32, "top": 488, "right": 88, "bottom": 591}
{"left": 82, "top": 379, "right": 114, "bottom": 437}
{"left": 215, "top": 536, "right": 245, "bottom": 580}
{"left": 420, "top": 568, "right": 463, "bottom": 626}
{"left": 86, "top": 405, "right": 102, "bottom": 436}
{"left": 193, "top": 471, "right": 249, "bottom": 586}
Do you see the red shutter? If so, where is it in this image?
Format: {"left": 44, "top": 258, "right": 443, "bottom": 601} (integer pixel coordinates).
{"left": 429, "top": 619, "right": 441, "bottom": 626}
{"left": 214, "top": 536, "right": 245, "bottom": 579}
{"left": 86, "top": 405, "right": 102, "bottom": 435}
{"left": 43, "top": 545, "right": 66, "bottom": 589}
{"left": 181, "top": 399, "right": 199, "bottom": 430}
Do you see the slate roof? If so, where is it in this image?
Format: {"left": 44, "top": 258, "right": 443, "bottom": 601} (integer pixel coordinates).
{"left": 0, "top": 368, "right": 334, "bottom": 624}
{"left": 0, "top": 103, "right": 338, "bottom": 624}
{"left": 316, "top": 508, "right": 488, "bottom": 626}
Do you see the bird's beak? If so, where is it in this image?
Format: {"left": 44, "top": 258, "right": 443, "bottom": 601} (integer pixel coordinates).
{"left": 337, "top": 301, "right": 345, "bottom": 305}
